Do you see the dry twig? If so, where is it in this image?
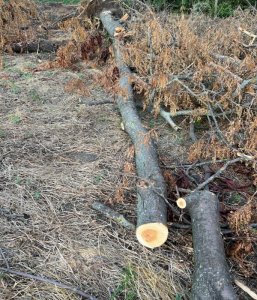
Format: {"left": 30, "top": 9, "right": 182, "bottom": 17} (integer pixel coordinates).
{"left": 235, "top": 279, "right": 257, "bottom": 300}
{"left": 0, "top": 267, "right": 98, "bottom": 300}
{"left": 91, "top": 201, "right": 135, "bottom": 230}
{"left": 192, "top": 157, "right": 244, "bottom": 192}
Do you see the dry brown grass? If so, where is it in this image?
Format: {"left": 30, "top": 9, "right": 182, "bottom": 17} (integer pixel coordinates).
{"left": 0, "top": 53, "right": 192, "bottom": 299}
{"left": 1, "top": 1, "right": 256, "bottom": 298}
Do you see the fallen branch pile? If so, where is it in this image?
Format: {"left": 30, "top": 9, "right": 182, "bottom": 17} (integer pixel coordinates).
{"left": 0, "top": 0, "right": 38, "bottom": 63}
{"left": 95, "top": 3, "right": 257, "bottom": 298}
{"left": 122, "top": 10, "right": 257, "bottom": 162}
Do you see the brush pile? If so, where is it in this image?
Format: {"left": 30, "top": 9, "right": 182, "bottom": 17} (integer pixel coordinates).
{"left": 0, "top": 0, "right": 39, "bottom": 66}
{"left": 122, "top": 11, "right": 257, "bottom": 163}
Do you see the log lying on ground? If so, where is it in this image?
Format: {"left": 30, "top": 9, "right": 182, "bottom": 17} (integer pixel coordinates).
{"left": 11, "top": 39, "right": 64, "bottom": 53}
{"left": 178, "top": 191, "right": 237, "bottom": 300}
{"left": 99, "top": 10, "right": 168, "bottom": 249}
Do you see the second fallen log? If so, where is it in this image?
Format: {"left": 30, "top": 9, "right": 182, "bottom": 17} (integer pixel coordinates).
{"left": 184, "top": 191, "right": 237, "bottom": 299}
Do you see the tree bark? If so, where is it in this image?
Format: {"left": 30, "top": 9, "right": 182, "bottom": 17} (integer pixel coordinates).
{"left": 98, "top": 5, "right": 237, "bottom": 298}
{"left": 99, "top": 11, "right": 168, "bottom": 249}
{"left": 185, "top": 191, "right": 237, "bottom": 300}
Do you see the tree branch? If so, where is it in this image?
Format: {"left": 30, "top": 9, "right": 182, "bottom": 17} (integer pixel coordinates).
{"left": 91, "top": 201, "right": 135, "bottom": 230}
{"left": 191, "top": 157, "right": 242, "bottom": 192}
{"left": 0, "top": 267, "right": 98, "bottom": 300}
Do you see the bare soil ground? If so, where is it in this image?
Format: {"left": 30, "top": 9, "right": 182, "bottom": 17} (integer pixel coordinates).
{"left": 0, "top": 51, "right": 192, "bottom": 299}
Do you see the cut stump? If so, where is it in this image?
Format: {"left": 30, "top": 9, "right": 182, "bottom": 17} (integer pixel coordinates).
{"left": 136, "top": 223, "right": 168, "bottom": 248}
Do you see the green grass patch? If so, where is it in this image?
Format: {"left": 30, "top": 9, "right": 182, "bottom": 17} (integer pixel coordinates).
{"left": 9, "top": 114, "right": 22, "bottom": 125}
{"left": 110, "top": 265, "right": 137, "bottom": 300}
{"left": 14, "top": 176, "right": 22, "bottom": 185}
{"left": 29, "top": 89, "right": 44, "bottom": 103}
{"left": 149, "top": 0, "right": 256, "bottom": 17}
{"left": 93, "top": 175, "right": 102, "bottom": 184}
{"left": 33, "top": 191, "right": 42, "bottom": 200}
{"left": 21, "top": 72, "right": 34, "bottom": 80}
{"left": 0, "top": 128, "right": 7, "bottom": 138}
{"left": 10, "top": 83, "right": 22, "bottom": 94}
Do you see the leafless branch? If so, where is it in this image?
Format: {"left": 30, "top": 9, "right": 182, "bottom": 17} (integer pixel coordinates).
{"left": 192, "top": 157, "right": 243, "bottom": 192}
{"left": 81, "top": 99, "right": 114, "bottom": 106}
{"left": 0, "top": 267, "right": 98, "bottom": 300}
{"left": 212, "top": 53, "right": 241, "bottom": 66}
{"left": 208, "top": 104, "right": 255, "bottom": 160}
{"left": 235, "top": 279, "right": 257, "bottom": 300}
{"left": 153, "top": 190, "right": 191, "bottom": 225}
{"left": 175, "top": 78, "right": 199, "bottom": 98}
{"left": 208, "top": 104, "right": 233, "bottom": 149}
{"left": 91, "top": 201, "right": 135, "bottom": 230}
{"left": 189, "top": 120, "right": 197, "bottom": 142}
{"left": 163, "top": 159, "right": 229, "bottom": 169}
{"left": 160, "top": 109, "right": 181, "bottom": 130}
{"left": 209, "top": 62, "right": 243, "bottom": 82}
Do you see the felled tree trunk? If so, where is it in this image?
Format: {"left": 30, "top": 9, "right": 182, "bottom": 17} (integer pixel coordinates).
{"left": 97, "top": 4, "right": 237, "bottom": 298}
{"left": 185, "top": 191, "right": 237, "bottom": 300}
{"left": 100, "top": 11, "right": 168, "bottom": 249}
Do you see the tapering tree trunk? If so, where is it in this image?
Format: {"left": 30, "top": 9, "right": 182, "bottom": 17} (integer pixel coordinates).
{"left": 100, "top": 11, "right": 168, "bottom": 249}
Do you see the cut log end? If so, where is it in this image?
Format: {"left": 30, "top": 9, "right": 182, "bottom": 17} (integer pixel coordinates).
{"left": 136, "top": 223, "right": 168, "bottom": 249}
{"left": 176, "top": 197, "right": 187, "bottom": 209}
